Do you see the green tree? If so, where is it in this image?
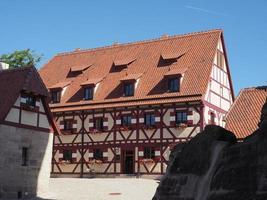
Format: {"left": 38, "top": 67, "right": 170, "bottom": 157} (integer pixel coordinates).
{"left": 0, "top": 49, "right": 42, "bottom": 68}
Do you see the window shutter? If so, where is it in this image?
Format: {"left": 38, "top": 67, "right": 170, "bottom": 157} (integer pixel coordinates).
{"left": 89, "top": 118, "right": 94, "bottom": 132}
{"left": 138, "top": 147, "right": 144, "bottom": 159}
{"left": 154, "top": 147, "right": 161, "bottom": 162}
{"left": 72, "top": 149, "right": 77, "bottom": 162}
{"left": 103, "top": 148, "right": 108, "bottom": 162}
{"left": 139, "top": 112, "right": 145, "bottom": 127}
{"left": 170, "top": 111, "right": 176, "bottom": 127}
{"left": 103, "top": 117, "right": 109, "bottom": 131}
{"left": 58, "top": 149, "right": 63, "bottom": 162}
{"left": 72, "top": 120, "right": 78, "bottom": 133}
{"left": 155, "top": 111, "right": 161, "bottom": 128}
{"left": 187, "top": 110, "right": 193, "bottom": 126}
{"left": 59, "top": 121, "right": 65, "bottom": 130}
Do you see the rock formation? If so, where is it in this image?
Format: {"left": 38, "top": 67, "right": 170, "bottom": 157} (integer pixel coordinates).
{"left": 153, "top": 102, "right": 267, "bottom": 200}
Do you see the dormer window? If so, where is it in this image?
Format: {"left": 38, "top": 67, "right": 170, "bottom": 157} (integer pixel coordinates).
{"left": 120, "top": 73, "right": 142, "bottom": 97}
{"left": 51, "top": 90, "right": 61, "bottom": 103}
{"left": 164, "top": 68, "right": 186, "bottom": 93}
{"left": 25, "top": 95, "right": 36, "bottom": 107}
{"left": 124, "top": 82, "right": 134, "bottom": 96}
{"left": 49, "top": 81, "right": 71, "bottom": 104}
{"left": 81, "top": 78, "right": 103, "bottom": 101}
{"left": 84, "top": 87, "right": 94, "bottom": 100}
{"left": 168, "top": 77, "right": 180, "bottom": 92}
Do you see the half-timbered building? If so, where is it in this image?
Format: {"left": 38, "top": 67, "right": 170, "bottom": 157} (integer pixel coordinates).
{"left": 0, "top": 66, "right": 58, "bottom": 199}
{"left": 39, "top": 29, "right": 234, "bottom": 177}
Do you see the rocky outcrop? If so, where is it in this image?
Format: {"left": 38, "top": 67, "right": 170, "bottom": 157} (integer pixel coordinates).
{"left": 153, "top": 102, "right": 267, "bottom": 200}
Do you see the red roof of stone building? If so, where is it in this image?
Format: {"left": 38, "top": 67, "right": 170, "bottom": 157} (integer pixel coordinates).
{"left": 0, "top": 66, "right": 59, "bottom": 133}
{"left": 39, "top": 29, "right": 233, "bottom": 111}
{"left": 225, "top": 86, "right": 267, "bottom": 139}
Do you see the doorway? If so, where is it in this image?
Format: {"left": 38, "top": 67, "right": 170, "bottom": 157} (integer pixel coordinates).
{"left": 122, "top": 149, "right": 134, "bottom": 174}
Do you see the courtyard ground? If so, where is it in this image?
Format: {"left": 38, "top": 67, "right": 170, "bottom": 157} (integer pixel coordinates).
{"left": 39, "top": 178, "right": 159, "bottom": 200}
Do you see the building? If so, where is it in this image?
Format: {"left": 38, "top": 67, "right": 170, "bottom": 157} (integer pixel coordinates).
{"left": 39, "top": 29, "right": 234, "bottom": 177}
{"left": 0, "top": 66, "right": 58, "bottom": 199}
{"left": 225, "top": 86, "right": 267, "bottom": 139}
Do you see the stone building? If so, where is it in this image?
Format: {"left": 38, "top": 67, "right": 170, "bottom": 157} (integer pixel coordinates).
{"left": 0, "top": 66, "right": 58, "bottom": 199}
{"left": 225, "top": 86, "right": 267, "bottom": 139}
{"left": 39, "top": 29, "right": 234, "bottom": 177}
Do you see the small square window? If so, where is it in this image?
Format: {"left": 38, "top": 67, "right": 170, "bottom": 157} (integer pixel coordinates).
{"left": 145, "top": 114, "right": 155, "bottom": 126}
{"left": 64, "top": 120, "right": 73, "bottom": 131}
{"left": 25, "top": 96, "right": 36, "bottom": 107}
{"left": 168, "top": 78, "right": 180, "bottom": 92}
{"left": 94, "top": 118, "right": 103, "bottom": 131}
{"left": 22, "top": 147, "right": 28, "bottom": 166}
{"left": 63, "top": 150, "right": 72, "bottom": 162}
{"left": 176, "top": 111, "right": 187, "bottom": 124}
{"left": 124, "top": 83, "right": 134, "bottom": 96}
{"left": 121, "top": 115, "right": 132, "bottom": 126}
{"left": 51, "top": 90, "right": 61, "bottom": 103}
{"left": 144, "top": 147, "right": 155, "bottom": 159}
{"left": 84, "top": 87, "right": 94, "bottom": 100}
{"left": 93, "top": 149, "right": 103, "bottom": 160}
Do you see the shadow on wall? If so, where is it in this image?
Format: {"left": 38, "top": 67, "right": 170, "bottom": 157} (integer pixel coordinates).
{"left": 0, "top": 125, "right": 53, "bottom": 200}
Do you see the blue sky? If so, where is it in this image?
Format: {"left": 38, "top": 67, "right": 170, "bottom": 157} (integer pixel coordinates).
{"left": 1, "top": 0, "right": 266, "bottom": 95}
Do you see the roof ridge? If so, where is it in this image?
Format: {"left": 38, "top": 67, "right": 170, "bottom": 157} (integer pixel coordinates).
{"left": 0, "top": 66, "right": 33, "bottom": 74}
{"left": 56, "top": 29, "right": 222, "bottom": 57}
{"left": 241, "top": 85, "right": 267, "bottom": 91}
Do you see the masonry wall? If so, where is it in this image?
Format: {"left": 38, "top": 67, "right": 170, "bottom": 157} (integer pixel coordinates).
{"left": 0, "top": 124, "right": 53, "bottom": 199}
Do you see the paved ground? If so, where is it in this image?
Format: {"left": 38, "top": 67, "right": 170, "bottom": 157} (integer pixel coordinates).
{"left": 39, "top": 178, "right": 159, "bottom": 200}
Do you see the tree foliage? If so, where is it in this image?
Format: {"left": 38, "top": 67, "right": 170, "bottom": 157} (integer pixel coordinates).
{"left": 0, "top": 49, "right": 42, "bottom": 68}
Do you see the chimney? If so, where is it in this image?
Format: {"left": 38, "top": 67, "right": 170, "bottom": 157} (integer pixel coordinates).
{"left": 112, "top": 42, "right": 120, "bottom": 46}
{"left": 160, "top": 34, "right": 169, "bottom": 39}
{"left": 74, "top": 48, "right": 81, "bottom": 52}
{"left": 0, "top": 62, "right": 9, "bottom": 70}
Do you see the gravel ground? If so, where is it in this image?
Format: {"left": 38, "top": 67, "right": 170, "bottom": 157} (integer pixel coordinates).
{"left": 39, "top": 178, "right": 158, "bottom": 200}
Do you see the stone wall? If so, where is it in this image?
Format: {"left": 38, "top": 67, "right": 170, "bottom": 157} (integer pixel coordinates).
{"left": 153, "top": 102, "right": 267, "bottom": 200}
{"left": 0, "top": 124, "right": 53, "bottom": 199}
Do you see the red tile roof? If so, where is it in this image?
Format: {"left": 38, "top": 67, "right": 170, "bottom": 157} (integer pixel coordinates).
{"left": 70, "top": 64, "right": 91, "bottom": 72}
{"left": 225, "top": 86, "right": 267, "bottom": 139}
{"left": 0, "top": 66, "right": 59, "bottom": 133}
{"left": 113, "top": 58, "right": 136, "bottom": 66}
{"left": 161, "top": 51, "right": 185, "bottom": 60}
{"left": 81, "top": 78, "right": 103, "bottom": 86}
{"left": 120, "top": 73, "right": 143, "bottom": 81}
{"left": 164, "top": 67, "right": 187, "bottom": 76}
{"left": 49, "top": 81, "right": 72, "bottom": 89}
{"left": 39, "top": 29, "right": 224, "bottom": 111}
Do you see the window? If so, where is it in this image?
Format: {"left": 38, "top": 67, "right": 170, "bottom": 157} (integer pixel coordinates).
{"left": 84, "top": 87, "right": 94, "bottom": 100}
{"left": 210, "top": 112, "right": 215, "bottom": 125}
{"left": 145, "top": 113, "right": 155, "bottom": 126}
{"left": 94, "top": 118, "right": 103, "bottom": 131}
{"left": 124, "top": 82, "right": 134, "bottom": 96}
{"left": 217, "top": 51, "right": 224, "bottom": 68}
{"left": 121, "top": 115, "right": 132, "bottom": 126}
{"left": 93, "top": 149, "right": 103, "bottom": 160}
{"left": 176, "top": 111, "right": 187, "bottom": 124}
{"left": 22, "top": 147, "right": 28, "bottom": 166}
{"left": 63, "top": 150, "right": 72, "bottom": 161}
{"left": 51, "top": 90, "right": 61, "bottom": 103}
{"left": 144, "top": 147, "right": 155, "bottom": 159}
{"left": 168, "top": 78, "right": 180, "bottom": 92}
{"left": 64, "top": 120, "right": 73, "bottom": 131}
{"left": 25, "top": 95, "right": 36, "bottom": 107}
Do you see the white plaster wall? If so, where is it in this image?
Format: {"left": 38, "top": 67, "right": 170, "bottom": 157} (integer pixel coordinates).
{"left": 21, "top": 110, "right": 38, "bottom": 126}
{"left": 39, "top": 114, "right": 50, "bottom": 129}
{"left": 5, "top": 108, "right": 20, "bottom": 123}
